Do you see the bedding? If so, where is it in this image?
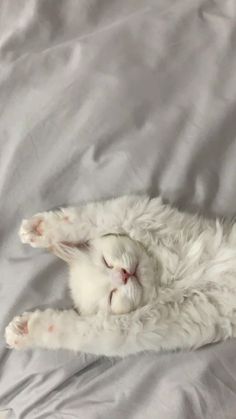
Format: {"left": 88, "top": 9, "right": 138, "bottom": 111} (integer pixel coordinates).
{"left": 1, "top": 0, "right": 236, "bottom": 418}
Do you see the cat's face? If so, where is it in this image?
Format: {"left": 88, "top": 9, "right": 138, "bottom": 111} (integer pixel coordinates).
{"left": 68, "top": 235, "right": 157, "bottom": 315}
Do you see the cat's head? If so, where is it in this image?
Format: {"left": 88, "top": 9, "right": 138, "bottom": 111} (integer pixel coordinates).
{"left": 54, "top": 235, "right": 157, "bottom": 315}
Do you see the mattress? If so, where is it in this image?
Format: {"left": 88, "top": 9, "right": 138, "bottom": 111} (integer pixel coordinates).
{"left": 1, "top": 0, "right": 236, "bottom": 418}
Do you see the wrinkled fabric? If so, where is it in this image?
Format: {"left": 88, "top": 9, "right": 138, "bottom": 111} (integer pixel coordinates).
{"left": 1, "top": 1, "right": 236, "bottom": 418}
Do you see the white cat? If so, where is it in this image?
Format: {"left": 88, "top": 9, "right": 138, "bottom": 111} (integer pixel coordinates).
{"left": 5, "top": 195, "right": 236, "bottom": 356}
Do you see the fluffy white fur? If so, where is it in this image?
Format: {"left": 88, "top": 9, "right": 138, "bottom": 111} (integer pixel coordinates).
{"left": 5, "top": 195, "right": 236, "bottom": 356}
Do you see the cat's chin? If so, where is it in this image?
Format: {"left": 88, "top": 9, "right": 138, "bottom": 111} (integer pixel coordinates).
{"left": 110, "top": 278, "right": 142, "bottom": 314}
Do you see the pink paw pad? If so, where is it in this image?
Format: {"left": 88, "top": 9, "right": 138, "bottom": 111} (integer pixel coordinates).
{"left": 63, "top": 215, "right": 72, "bottom": 223}
{"left": 48, "top": 324, "right": 55, "bottom": 333}
{"left": 34, "top": 220, "right": 44, "bottom": 236}
{"left": 22, "top": 322, "right": 29, "bottom": 334}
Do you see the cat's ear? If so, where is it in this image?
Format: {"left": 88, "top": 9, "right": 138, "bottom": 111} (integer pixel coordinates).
{"left": 50, "top": 241, "right": 90, "bottom": 263}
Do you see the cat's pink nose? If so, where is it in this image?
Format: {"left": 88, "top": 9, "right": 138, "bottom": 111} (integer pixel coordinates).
{"left": 121, "top": 269, "right": 132, "bottom": 284}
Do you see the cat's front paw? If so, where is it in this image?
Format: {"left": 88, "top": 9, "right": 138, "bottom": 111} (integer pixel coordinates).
{"left": 19, "top": 213, "right": 56, "bottom": 248}
{"left": 5, "top": 312, "right": 35, "bottom": 350}
{"left": 5, "top": 309, "right": 60, "bottom": 350}
{"left": 19, "top": 210, "right": 73, "bottom": 248}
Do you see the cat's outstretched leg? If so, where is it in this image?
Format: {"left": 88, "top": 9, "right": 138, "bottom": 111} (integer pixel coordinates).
{"left": 19, "top": 195, "right": 161, "bottom": 250}
{"left": 5, "top": 308, "right": 155, "bottom": 355}
{"left": 5, "top": 309, "right": 127, "bottom": 354}
{"left": 5, "top": 297, "right": 233, "bottom": 356}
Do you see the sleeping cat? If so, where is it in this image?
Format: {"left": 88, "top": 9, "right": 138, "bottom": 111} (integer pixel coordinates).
{"left": 5, "top": 195, "right": 236, "bottom": 356}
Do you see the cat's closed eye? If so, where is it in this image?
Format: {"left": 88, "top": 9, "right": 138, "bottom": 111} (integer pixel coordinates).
{"left": 109, "top": 288, "right": 117, "bottom": 304}
{"left": 103, "top": 256, "right": 113, "bottom": 269}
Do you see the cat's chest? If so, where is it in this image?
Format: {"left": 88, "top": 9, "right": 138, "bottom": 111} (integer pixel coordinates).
{"left": 152, "top": 231, "right": 236, "bottom": 288}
